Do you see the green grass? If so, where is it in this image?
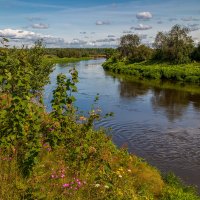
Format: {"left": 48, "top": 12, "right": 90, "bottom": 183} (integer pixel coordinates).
{"left": 103, "top": 59, "right": 200, "bottom": 84}
{"left": 43, "top": 55, "right": 92, "bottom": 65}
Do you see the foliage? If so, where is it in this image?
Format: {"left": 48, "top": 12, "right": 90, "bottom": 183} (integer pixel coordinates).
{"left": 118, "top": 34, "right": 141, "bottom": 58}
{"left": 191, "top": 43, "right": 200, "bottom": 61}
{"left": 153, "top": 25, "right": 194, "bottom": 64}
{"left": 44, "top": 48, "right": 109, "bottom": 59}
{"left": 103, "top": 59, "right": 200, "bottom": 83}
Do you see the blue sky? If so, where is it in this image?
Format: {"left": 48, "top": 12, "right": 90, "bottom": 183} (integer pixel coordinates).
{"left": 0, "top": 0, "right": 200, "bottom": 47}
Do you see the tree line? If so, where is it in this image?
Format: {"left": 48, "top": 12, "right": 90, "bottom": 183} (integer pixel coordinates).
{"left": 112, "top": 24, "right": 200, "bottom": 64}
{"left": 45, "top": 48, "right": 110, "bottom": 58}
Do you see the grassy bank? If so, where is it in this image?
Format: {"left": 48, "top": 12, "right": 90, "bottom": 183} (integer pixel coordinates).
{"left": 106, "top": 71, "right": 200, "bottom": 95}
{"left": 43, "top": 55, "right": 92, "bottom": 65}
{"left": 103, "top": 59, "right": 200, "bottom": 84}
{"left": 0, "top": 96, "right": 199, "bottom": 199}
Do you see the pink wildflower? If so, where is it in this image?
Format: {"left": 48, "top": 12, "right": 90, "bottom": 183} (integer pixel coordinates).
{"left": 63, "top": 183, "right": 70, "bottom": 188}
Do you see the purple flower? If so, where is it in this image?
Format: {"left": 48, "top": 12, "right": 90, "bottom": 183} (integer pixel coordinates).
{"left": 63, "top": 183, "right": 70, "bottom": 188}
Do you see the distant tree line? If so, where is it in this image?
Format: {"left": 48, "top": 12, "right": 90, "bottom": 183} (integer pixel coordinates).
{"left": 44, "top": 48, "right": 111, "bottom": 58}
{"left": 110, "top": 24, "right": 200, "bottom": 64}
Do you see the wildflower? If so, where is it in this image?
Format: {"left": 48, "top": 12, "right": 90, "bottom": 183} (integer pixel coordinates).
{"left": 118, "top": 175, "right": 122, "bottom": 178}
{"left": 77, "top": 181, "right": 81, "bottom": 185}
{"left": 104, "top": 185, "right": 109, "bottom": 189}
{"left": 60, "top": 174, "right": 65, "bottom": 178}
{"left": 51, "top": 174, "right": 55, "bottom": 179}
{"left": 79, "top": 116, "right": 87, "bottom": 121}
{"left": 95, "top": 184, "right": 100, "bottom": 188}
{"left": 63, "top": 183, "right": 70, "bottom": 188}
{"left": 127, "top": 169, "right": 131, "bottom": 172}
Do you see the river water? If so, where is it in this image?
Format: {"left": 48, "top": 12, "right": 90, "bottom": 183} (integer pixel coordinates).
{"left": 44, "top": 59, "right": 200, "bottom": 190}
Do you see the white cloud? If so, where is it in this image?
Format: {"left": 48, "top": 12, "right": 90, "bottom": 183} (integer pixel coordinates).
{"left": 96, "top": 20, "right": 110, "bottom": 25}
{"left": 96, "top": 38, "right": 116, "bottom": 43}
{"left": 131, "top": 24, "right": 152, "bottom": 30}
{"left": 31, "top": 23, "right": 49, "bottom": 29}
{"left": 136, "top": 12, "right": 152, "bottom": 20}
{"left": 0, "top": 28, "right": 64, "bottom": 46}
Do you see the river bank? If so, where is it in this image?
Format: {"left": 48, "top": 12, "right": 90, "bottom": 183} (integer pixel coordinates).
{"left": 102, "top": 59, "right": 200, "bottom": 84}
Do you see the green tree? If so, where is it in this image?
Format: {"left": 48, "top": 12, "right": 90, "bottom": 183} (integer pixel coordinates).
{"left": 154, "top": 25, "right": 194, "bottom": 63}
{"left": 191, "top": 43, "right": 200, "bottom": 61}
{"left": 118, "top": 34, "right": 141, "bottom": 58}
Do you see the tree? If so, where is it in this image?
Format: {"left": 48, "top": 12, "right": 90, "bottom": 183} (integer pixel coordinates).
{"left": 154, "top": 25, "right": 194, "bottom": 63}
{"left": 118, "top": 34, "right": 140, "bottom": 58}
{"left": 191, "top": 43, "right": 200, "bottom": 61}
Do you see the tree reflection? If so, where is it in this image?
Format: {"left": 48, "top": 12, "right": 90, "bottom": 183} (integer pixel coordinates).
{"left": 152, "top": 88, "right": 191, "bottom": 121}
{"left": 119, "top": 80, "right": 149, "bottom": 98}
{"left": 118, "top": 78, "right": 200, "bottom": 121}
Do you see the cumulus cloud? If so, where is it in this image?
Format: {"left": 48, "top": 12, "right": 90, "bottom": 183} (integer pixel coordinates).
{"left": 31, "top": 23, "right": 49, "bottom": 29}
{"left": 131, "top": 24, "right": 152, "bottom": 30}
{"left": 0, "top": 28, "right": 64, "bottom": 46}
{"left": 96, "top": 20, "right": 110, "bottom": 25}
{"left": 68, "top": 39, "right": 87, "bottom": 46}
{"left": 136, "top": 12, "right": 152, "bottom": 20}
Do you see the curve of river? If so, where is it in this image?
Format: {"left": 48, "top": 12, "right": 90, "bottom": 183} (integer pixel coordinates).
{"left": 44, "top": 59, "right": 200, "bottom": 191}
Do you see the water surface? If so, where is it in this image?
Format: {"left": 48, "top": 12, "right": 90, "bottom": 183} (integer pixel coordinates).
{"left": 44, "top": 59, "right": 200, "bottom": 190}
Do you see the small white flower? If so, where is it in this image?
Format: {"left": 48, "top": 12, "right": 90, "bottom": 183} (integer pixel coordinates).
{"left": 127, "top": 169, "right": 131, "bottom": 172}
{"left": 104, "top": 185, "right": 109, "bottom": 189}
{"left": 118, "top": 175, "right": 122, "bottom": 178}
{"left": 95, "top": 184, "right": 100, "bottom": 188}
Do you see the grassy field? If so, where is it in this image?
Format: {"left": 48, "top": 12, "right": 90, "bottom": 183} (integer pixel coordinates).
{"left": 103, "top": 59, "right": 200, "bottom": 84}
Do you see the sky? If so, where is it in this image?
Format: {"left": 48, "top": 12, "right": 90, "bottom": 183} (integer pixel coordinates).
{"left": 0, "top": 0, "right": 200, "bottom": 47}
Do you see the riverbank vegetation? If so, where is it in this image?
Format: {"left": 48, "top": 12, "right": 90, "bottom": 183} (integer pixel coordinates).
{"left": 103, "top": 25, "right": 200, "bottom": 83}
{"left": 0, "top": 39, "right": 200, "bottom": 199}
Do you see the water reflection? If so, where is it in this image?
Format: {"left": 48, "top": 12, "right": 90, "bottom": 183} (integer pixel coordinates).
{"left": 151, "top": 88, "right": 189, "bottom": 121}
{"left": 118, "top": 79, "right": 200, "bottom": 121}
{"left": 119, "top": 80, "right": 150, "bottom": 98}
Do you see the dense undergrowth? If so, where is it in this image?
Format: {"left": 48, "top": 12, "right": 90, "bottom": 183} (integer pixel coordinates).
{"left": 0, "top": 39, "right": 200, "bottom": 199}
{"left": 103, "top": 59, "right": 200, "bottom": 84}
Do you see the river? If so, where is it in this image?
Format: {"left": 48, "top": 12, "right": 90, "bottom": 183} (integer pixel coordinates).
{"left": 44, "top": 59, "right": 200, "bottom": 190}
